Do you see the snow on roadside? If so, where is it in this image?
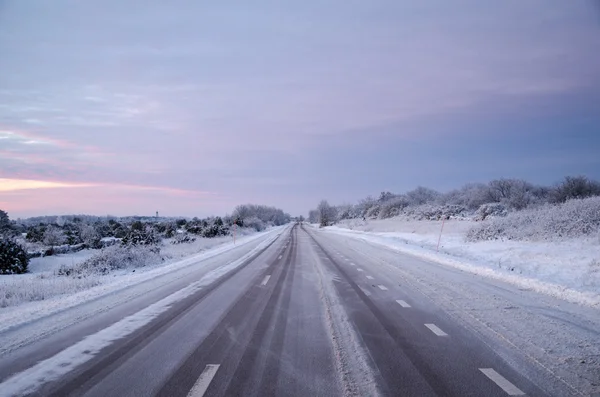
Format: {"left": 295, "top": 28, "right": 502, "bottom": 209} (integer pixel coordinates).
{"left": 0, "top": 229, "right": 265, "bottom": 309}
{"left": 318, "top": 219, "right": 600, "bottom": 308}
{"left": 0, "top": 226, "right": 285, "bottom": 333}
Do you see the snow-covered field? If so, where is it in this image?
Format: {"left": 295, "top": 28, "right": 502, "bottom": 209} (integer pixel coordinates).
{"left": 0, "top": 228, "right": 264, "bottom": 309}
{"left": 326, "top": 218, "right": 600, "bottom": 307}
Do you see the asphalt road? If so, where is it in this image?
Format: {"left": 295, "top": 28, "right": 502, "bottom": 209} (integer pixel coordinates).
{"left": 0, "top": 223, "right": 591, "bottom": 396}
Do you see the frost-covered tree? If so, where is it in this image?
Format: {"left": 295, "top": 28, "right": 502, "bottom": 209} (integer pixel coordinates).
{"left": 317, "top": 200, "right": 336, "bottom": 227}
{"left": 406, "top": 186, "right": 441, "bottom": 206}
{"left": 232, "top": 204, "right": 290, "bottom": 227}
{"left": 0, "top": 209, "right": 15, "bottom": 238}
{"left": 43, "top": 226, "right": 66, "bottom": 246}
{"left": 308, "top": 209, "right": 319, "bottom": 224}
{"left": 550, "top": 176, "right": 600, "bottom": 203}
{"left": 485, "top": 178, "right": 536, "bottom": 209}
{"left": 0, "top": 239, "right": 29, "bottom": 274}
{"left": 79, "top": 224, "right": 102, "bottom": 248}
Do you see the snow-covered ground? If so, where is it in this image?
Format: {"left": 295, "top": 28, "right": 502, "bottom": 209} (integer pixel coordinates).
{"left": 324, "top": 218, "right": 600, "bottom": 307}
{"left": 0, "top": 227, "right": 273, "bottom": 310}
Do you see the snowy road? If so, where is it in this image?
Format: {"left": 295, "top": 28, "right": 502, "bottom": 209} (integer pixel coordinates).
{"left": 0, "top": 224, "right": 598, "bottom": 396}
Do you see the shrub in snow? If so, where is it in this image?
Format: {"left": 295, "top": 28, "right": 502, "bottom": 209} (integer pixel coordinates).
{"left": 58, "top": 244, "right": 162, "bottom": 276}
{"left": 43, "top": 226, "right": 66, "bottom": 246}
{"left": 122, "top": 221, "right": 160, "bottom": 246}
{"left": 365, "top": 204, "right": 380, "bottom": 219}
{"left": 378, "top": 196, "right": 409, "bottom": 219}
{"left": 474, "top": 203, "right": 508, "bottom": 221}
{"left": 79, "top": 224, "right": 102, "bottom": 249}
{"left": 0, "top": 239, "right": 29, "bottom": 274}
{"left": 467, "top": 196, "right": 600, "bottom": 242}
{"left": 400, "top": 204, "right": 467, "bottom": 221}
{"left": 172, "top": 233, "right": 196, "bottom": 244}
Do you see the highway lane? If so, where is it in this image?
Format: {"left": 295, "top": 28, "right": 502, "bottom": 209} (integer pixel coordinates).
{"left": 0, "top": 223, "right": 590, "bottom": 396}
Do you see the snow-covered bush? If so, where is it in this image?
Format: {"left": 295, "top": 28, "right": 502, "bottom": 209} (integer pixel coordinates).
{"left": 467, "top": 197, "right": 600, "bottom": 242}
{"left": 378, "top": 196, "right": 409, "bottom": 219}
{"left": 404, "top": 204, "right": 467, "bottom": 220}
{"left": 122, "top": 221, "right": 160, "bottom": 246}
{"left": 474, "top": 203, "right": 508, "bottom": 221}
{"left": 79, "top": 224, "right": 102, "bottom": 249}
{"left": 242, "top": 216, "right": 266, "bottom": 232}
{"left": 58, "top": 244, "right": 162, "bottom": 276}
{"left": 43, "top": 226, "right": 66, "bottom": 246}
{"left": 365, "top": 204, "right": 380, "bottom": 219}
{"left": 0, "top": 239, "right": 29, "bottom": 274}
{"left": 171, "top": 233, "right": 196, "bottom": 244}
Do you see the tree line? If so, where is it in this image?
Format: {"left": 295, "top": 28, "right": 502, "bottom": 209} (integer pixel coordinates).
{"left": 309, "top": 175, "right": 600, "bottom": 227}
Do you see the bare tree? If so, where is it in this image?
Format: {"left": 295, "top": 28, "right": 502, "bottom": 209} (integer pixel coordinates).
{"left": 551, "top": 176, "right": 600, "bottom": 203}
{"left": 317, "top": 200, "right": 336, "bottom": 227}
{"left": 406, "top": 186, "right": 440, "bottom": 206}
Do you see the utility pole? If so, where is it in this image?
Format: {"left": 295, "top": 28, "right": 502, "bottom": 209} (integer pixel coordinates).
{"left": 156, "top": 211, "right": 158, "bottom": 219}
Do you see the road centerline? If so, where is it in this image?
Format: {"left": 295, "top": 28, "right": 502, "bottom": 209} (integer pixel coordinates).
{"left": 261, "top": 275, "right": 271, "bottom": 286}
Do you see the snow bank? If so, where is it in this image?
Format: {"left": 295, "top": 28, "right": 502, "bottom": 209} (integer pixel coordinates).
{"left": 323, "top": 219, "right": 600, "bottom": 307}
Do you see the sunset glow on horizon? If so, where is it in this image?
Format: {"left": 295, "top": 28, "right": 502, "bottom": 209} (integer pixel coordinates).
{"left": 1, "top": 1, "right": 599, "bottom": 218}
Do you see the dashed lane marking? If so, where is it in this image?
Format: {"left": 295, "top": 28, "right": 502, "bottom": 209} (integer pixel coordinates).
{"left": 396, "top": 300, "right": 411, "bottom": 308}
{"left": 187, "top": 364, "right": 220, "bottom": 397}
{"left": 261, "top": 275, "right": 271, "bottom": 286}
{"left": 424, "top": 323, "right": 448, "bottom": 336}
{"left": 377, "top": 285, "right": 388, "bottom": 291}
{"left": 479, "top": 368, "right": 525, "bottom": 395}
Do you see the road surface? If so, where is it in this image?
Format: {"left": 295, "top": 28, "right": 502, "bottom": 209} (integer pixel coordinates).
{"left": 0, "top": 224, "right": 597, "bottom": 396}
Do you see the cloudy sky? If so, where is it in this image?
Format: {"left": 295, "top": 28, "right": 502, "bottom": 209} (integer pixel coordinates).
{"left": 1, "top": 1, "right": 599, "bottom": 218}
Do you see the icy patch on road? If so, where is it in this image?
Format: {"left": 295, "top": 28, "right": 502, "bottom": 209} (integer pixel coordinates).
{"left": 0, "top": 232, "right": 280, "bottom": 396}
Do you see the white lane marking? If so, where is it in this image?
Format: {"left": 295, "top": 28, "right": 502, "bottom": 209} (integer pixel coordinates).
{"left": 479, "top": 368, "right": 525, "bottom": 395}
{"left": 261, "top": 275, "right": 271, "bottom": 286}
{"left": 349, "top": 263, "right": 356, "bottom": 266}
{"left": 396, "top": 300, "right": 411, "bottom": 308}
{"left": 366, "top": 276, "right": 374, "bottom": 280}
{"left": 360, "top": 287, "right": 372, "bottom": 296}
{"left": 188, "top": 364, "right": 220, "bottom": 397}
{"left": 278, "top": 255, "right": 282, "bottom": 260}
{"left": 377, "top": 285, "right": 388, "bottom": 291}
{"left": 344, "top": 258, "right": 350, "bottom": 261}
{"left": 424, "top": 323, "right": 448, "bottom": 336}
{"left": 357, "top": 268, "right": 364, "bottom": 272}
